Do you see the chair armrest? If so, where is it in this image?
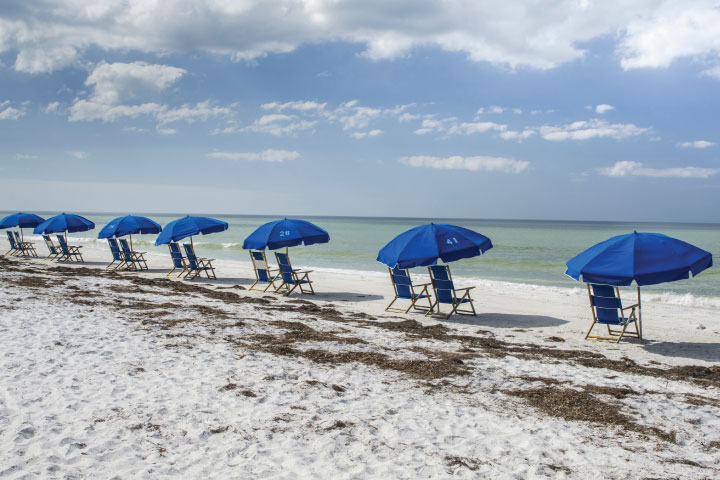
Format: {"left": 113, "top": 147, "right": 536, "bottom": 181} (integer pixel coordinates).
{"left": 413, "top": 282, "right": 432, "bottom": 287}
{"left": 455, "top": 286, "right": 475, "bottom": 292}
{"left": 622, "top": 303, "right": 639, "bottom": 311}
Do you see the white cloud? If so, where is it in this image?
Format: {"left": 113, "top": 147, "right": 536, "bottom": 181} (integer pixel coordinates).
{"left": 45, "top": 101, "right": 61, "bottom": 113}
{"left": 500, "top": 129, "right": 535, "bottom": 140}
{"left": 260, "top": 149, "right": 301, "bottom": 162}
{"left": 156, "top": 102, "right": 232, "bottom": 125}
{"left": 619, "top": 4, "right": 720, "bottom": 70}
{"left": 16, "top": 153, "right": 38, "bottom": 160}
{"left": 156, "top": 127, "right": 176, "bottom": 135}
{"left": 262, "top": 101, "right": 327, "bottom": 112}
{"left": 84, "top": 61, "right": 186, "bottom": 105}
{"left": 0, "top": 106, "right": 24, "bottom": 120}
{"left": 599, "top": 161, "right": 717, "bottom": 179}
{"left": 447, "top": 121, "right": 507, "bottom": 135}
{"left": 476, "top": 106, "right": 505, "bottom": 114}
{"left": 207, "top": 149, "right": 300, "bottom": 163}
{"left": 677, "top": 140, "right": 715, "bottom": 149}
{"left": 2, "top": 1, "right": 720, "bottom": 76}
{"left": 67, "top": 151, "right": 87, "bottom": 159}
{"left": 350, "top": 129, "right": 383, "bottom": 139}
{"left": 701, "top": 65, "right": 720, "bottom": 79}
{"left": 595, "top": 104, "right": 614, "bottom": 114}
{"left": 400, "top": 155, "right": 528, "bottom": 173}
{"left": 68, "top": 62, "right": 230, "bottom": 127}
{"left": 538, "top": 119, "right": 649, "bottom": 141}
{"left": 242, "top": 119, "right": 318, "bottom": 136}
{"left": 256, "top": 114, "right": 295, "bottom": 125}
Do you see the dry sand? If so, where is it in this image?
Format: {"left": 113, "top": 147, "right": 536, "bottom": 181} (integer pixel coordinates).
{"left": 1, "top": 245, "right": 718, "bottom": 478}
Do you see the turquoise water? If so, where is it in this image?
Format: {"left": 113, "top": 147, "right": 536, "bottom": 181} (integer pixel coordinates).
{"left": 7, "top": 212, "right": 720, "bottom": 298}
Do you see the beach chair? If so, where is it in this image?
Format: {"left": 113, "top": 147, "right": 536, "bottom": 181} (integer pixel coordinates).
{"left": 167, "top": 242, "right": 188, "bottom": 277}
{"left": 119, "top": 239, "right": 148, "bottom": 270}
{"left": 585, "top": 284, "right": 641, "bottom": 343}
{"left": 274, "top": 252, "right": 314, "bottom": 295}
{"left": 385, "top": 267, "right": 433, "bottom": 313}
{"left": 56, "top": 235, "right": 84, "bottom": 262}
{"left": 42, "top": 235, "right": 63, "bottom": 260}
{"left": 183, "top": 243, "right": 216, "bottom": 280}
{"left": 249, "top": 250, "right": 280, "bottom": 291}
{"left": 106, "top": 239, "right": 126, "bottom": 270}
{"left": 14, "top": 232, "right": 37, "bottom": 257}
{"left": 5, "top": 231, "right": 21, "bottom": 256}
{"left": 426, "top": 265, "right": 476, "bottom": 319}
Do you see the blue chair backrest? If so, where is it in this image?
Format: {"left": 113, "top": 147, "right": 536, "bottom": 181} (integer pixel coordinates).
{"left": 590, "top": 284, "right": 622, "bottom": 323}
{"left": 118, "top": 239, "right": 133, "bottom": 256}
{"left": 429, "top": 265, "right": 455, "bottom": 303}
{"left": 183, "top": 244, "right": 199, "bottom": 270}
{"left": 108, "top": 239, "right": 122, "bottom": 261}
{"left": 13, "top": 232, "right": 22, "bottom": 243}
{"left": 57, "top": 235, "right": 71, "bottom": 254}
{"left": 169, "top": 243, "right": 184, "bottom": 268}
{"left": 7, "top": 231, "right": 17, "bottom": 249}
{"left": 391, "top": 267, "right": 413, "bottom": 299}
{"left": 43, "top": 235, "right": 58, "bottom": 254}
{"left": 251, "top": 251, "right": 271, "bottom": 282}
{"left": 276, "top": 252, "right": 295, "bottom": 284}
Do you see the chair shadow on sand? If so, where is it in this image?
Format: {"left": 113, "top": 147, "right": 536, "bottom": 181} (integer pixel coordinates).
{"left": 642, "top": 340, "right": 720, "bottom": 363}
{"left": 446, "top": 312, "right": 569, "bottom": 329}
{"left": 193, "top": 276, "right": 255, "bottom": 287}
{"left": 302, "top": 292, "right": 384, "bottom": 303}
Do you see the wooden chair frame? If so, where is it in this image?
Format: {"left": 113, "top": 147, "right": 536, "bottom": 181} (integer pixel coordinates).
{"left": 183, "top": 243, "right": 216, "bottom": 280}
{"left": 119, "top": 238, "right": 148, "bottom": 271}
{"left": 425, "top": 265, "right": 476, "bottom": 319}
{"left": 5, "top": 231, "right": 21, "bottom": 256}
{"left": 249, "top": 250, "right": 280, "bottom": 292}
{"left": 42, "top": 235, "right": 62, "bottom": 260}
{"left": 14, "top": 231, "right": 37, "bottom": 257}
{"left": 167, "top": 242, "right": 188, "bottom": 277}
{"left": 585, "top": 284, "right": 642, "bottom": 343}
{"left": 385, "top": 267, "right": 433, "bottom": 313}
{"left": 56, "top": 235, "right": 84, "bottom": 262}
{"left": 273, "top": 252, "right": 314, "bottom": 295}
{"left": 106, "top": 239, "right": 127, "bottom": 270}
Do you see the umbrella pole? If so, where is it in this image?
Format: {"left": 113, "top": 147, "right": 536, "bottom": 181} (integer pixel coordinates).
{"left": 637, "top": 286, "right": 643, "bottom": 339}
{"left": 130, "top": 233, "right": 133, "bottom": 251}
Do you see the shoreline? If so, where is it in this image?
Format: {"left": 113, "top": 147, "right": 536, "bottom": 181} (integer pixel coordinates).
{"left": 9, "top": 234, "right": 720, "bottom": 309}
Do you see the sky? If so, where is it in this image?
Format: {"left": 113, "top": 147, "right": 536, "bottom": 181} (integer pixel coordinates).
{"left": 0, "top": 0, "right": 719, "bottom": 223}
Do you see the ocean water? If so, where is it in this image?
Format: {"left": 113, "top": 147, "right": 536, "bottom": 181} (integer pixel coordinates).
{"left": 7, "top": 212, "right": 720, "bottom": 301}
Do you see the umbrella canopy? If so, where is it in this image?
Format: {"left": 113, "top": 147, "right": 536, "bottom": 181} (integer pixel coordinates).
{"left": 98, "top": 215, "right": 162, "bottom": 239}
{"left": 33, "top": 213, "right": 95, "bottom": 234}
{"left": 0, "top": 212, "right": 46, "bottom": 229}
{"left": 155, "top": 216, "right": 228, "bottom": 245}
{"left": 377, "top": 223, "right": 493, "bottom": 269}
{"left": 565, "top": 232, "right": 712, "bottom": 286}
{"left": 243, "top": 218, "right": 329, "bottom": 250}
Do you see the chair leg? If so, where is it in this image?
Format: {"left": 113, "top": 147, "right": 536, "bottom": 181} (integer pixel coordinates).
{"left": 584, "top": 320, "right": 598, "bottom": 340}
{"left": 385, "top": 296, "right": 399, "bottom": 311}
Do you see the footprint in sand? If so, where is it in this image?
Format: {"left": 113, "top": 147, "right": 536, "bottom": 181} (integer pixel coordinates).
{"left": 16, "top": 426, "right": 36, "bottom": 440}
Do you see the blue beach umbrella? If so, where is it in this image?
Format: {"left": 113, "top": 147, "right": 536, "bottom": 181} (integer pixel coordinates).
{"left": 33, "top": 213, "right": 95, "bottom": 235}
{"left": 565, "top": 231, "right": 713, "bottom": 333}
{"left": 98, "top": 215, "right": 162, "bottom": 249}
{"left": 155, "top": 216, "right": 228, "bottom": 246}
{"left": 0, "top": 212, "right": 46, "bottom": 241}
{"left": 565, "top": 232, "right": 712, "bottom": 286}
{"left": 377, "top": 223, "right": 493, "bottom": 269}
{"left": 242, "top": 218, "right": 329, "bottom": 250}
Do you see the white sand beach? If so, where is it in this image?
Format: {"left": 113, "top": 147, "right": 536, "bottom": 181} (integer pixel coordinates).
{"left": 1, "top": 246, "right": 719, "bottom": 479}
